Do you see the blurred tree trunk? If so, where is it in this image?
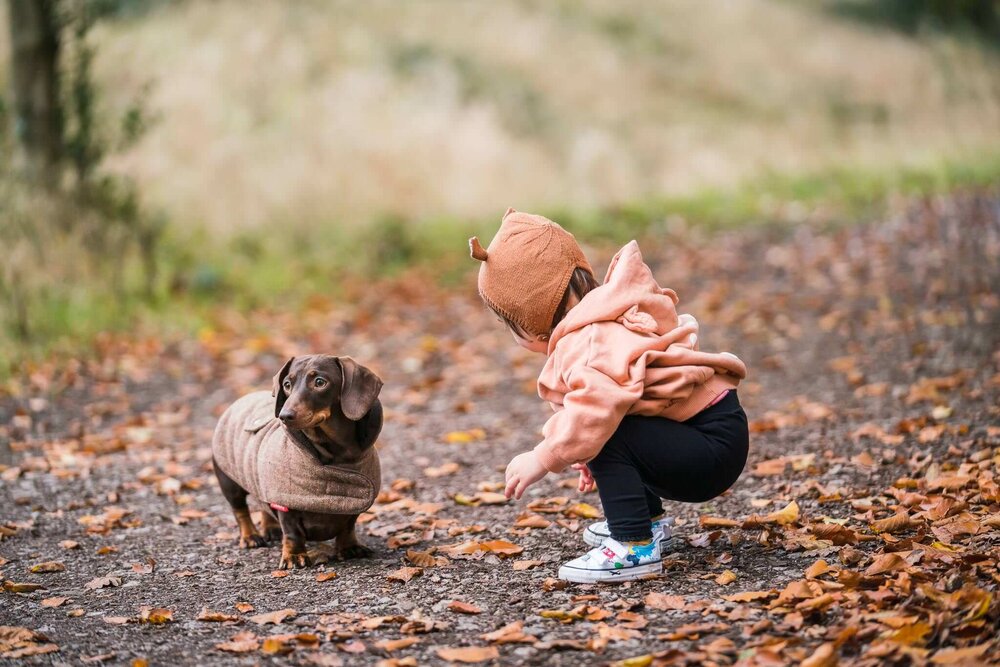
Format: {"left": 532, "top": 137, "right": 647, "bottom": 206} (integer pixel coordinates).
{"left": 7, "top": 0, "right": 63, "bottom": 181}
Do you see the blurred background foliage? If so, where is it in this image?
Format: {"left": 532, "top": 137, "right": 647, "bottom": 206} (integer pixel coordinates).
{"left": 827, "top": 0, "right": 999, "bottom": 41}
{"left": 1, "top": 0, "right": 999, "bottom": 369}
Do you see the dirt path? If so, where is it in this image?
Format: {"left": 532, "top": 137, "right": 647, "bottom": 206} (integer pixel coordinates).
{"left": 2, "top": 192, "right": 999, "bottom": 666}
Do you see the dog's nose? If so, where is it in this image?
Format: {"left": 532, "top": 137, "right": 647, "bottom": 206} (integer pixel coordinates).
{"left": 278, "top": 408, "right": 297, "bottom": 423}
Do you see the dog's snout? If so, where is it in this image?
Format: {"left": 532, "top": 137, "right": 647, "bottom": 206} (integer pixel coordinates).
{"left": 278, "top": 407, "right": 297, "bottom": 423}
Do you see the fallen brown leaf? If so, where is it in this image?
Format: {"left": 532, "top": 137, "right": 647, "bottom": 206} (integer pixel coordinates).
{"left": 801, "top": 642, "right": 838, "bottom": 667}
{"left": 512, "top": 560, "right": 544, "bottom": 571}
{"left": 447, "top": 601, "right": 482, "bottom": 615}
{"left": 851, "top": 451, "right": 877, "bottom": 467}
{"left": 805, "top": 559, "right": 832, "bottom": 579}
{"left": 865, "top": 553, "right": 907, "bottom": 576}
{"left": 0, "top": 626, "right": 58, "bottom": 660}
{"left": 41, "top": 597, "right": 68, "bottom": 607}
{"left": 930, "top": 644, "right": 991, "bottom": 664}
{"left": 261, "top": 637, "right": 292, "bottom": 656}
{"left": 480, "top": 621, "right": 536, "bottom": 644}
{"left": 478, "top": 540, "right": 523, "bottom": 557}
{"left": 541, "top": 578, "right": 568, "bottom": 592}
{"left": 216, "top": 632, "right": 259, "bottom": 653}
{"left": 888, "top": 621, "right": 932, "bottom": 646}
{"left": 513, "top": 514, "right": 551, "bottom": 529}
{"left": 687, "top": 531, "right": 721, "bottom": 547}
{"left": 376, "top": 637, "right": 420, "bottom": 653}
{"left": 249, "top": 608, "right": 296, "bottom": 626}
{"left": 444, "top": 429, "right": 486, "bottom": 444}
{"left": 197, "top": 608, "right": 240, "bottom": 622}
{"left": 564, "top": 503, "right": 601, "bottom": 519}
{"left": 766, "top": 500, "right": 800, "bottom": 525}
{"left": 723, "top": 590, "right": 775, "bottom": 603}
{"left": 809, "top": 523, "right": 858, "bottom": 545}
{"left": 644, "top": 592, "right": 687, "bottom": 610}
{"left": 871, "top": 511, "right": 912, "bottom": 535}
{"left": 387, "top": 567, "right": 423, "bottom": 583}
{"left": 435, "top": 646, "right": 499, "bottom": 663}
{"left": 84, "top": 575, "right": 121, "bottom": 590}
{"left": 597, "top": 622, "right": 641, "bottom": 642}
{"left": 29, "top": 561, "right": 65, "bottom": 574}
{"left": 131, "top": 560, "right": 155, "bottom": 575}
{"left": 404, "top": 549, "right": 442, "bottom": 567}
{"left": 715, "top": 569, "right": 737, "bottom": 585}
{"left": 424, "top": 462, "right": 461, "bottom": 477}
{"left": 453, "top": 493, "right": 480, "bottom": 507}
{"left": 3, "top": 581, "right": 46, "bottom": 593}
{"left": 138, "top": 607, "right": 173, "bottom": 624}
{"left": 700, "top": 516, "right": 741, "bottom": 528}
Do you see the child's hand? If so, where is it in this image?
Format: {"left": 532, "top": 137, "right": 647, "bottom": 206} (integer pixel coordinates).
{"left": 504, "top": 451, "right": 548, "bottom": 500}
{"left": 571, "top": 463, "right": 595, "bottom": 493}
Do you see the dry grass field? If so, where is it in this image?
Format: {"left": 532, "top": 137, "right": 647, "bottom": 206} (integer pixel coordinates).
{"left": 62, "top": 0, "right": 1000, "bottom": 233}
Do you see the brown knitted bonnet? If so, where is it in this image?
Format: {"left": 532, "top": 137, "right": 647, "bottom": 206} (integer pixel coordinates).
{"left": 469, "top": 208, "right": 593, "bottom": 336}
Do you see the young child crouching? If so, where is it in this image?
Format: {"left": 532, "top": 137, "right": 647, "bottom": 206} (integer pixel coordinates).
{"left": 470, "top": 208, "right": 749, "bottom": 583}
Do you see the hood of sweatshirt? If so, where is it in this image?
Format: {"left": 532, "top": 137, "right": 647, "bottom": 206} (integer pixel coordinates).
{"left": 547, "top": 241, "right": 678, "bottom": 352}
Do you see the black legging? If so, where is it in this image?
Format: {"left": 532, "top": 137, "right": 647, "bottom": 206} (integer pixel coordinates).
{"left": 587, "top": 391, "right": 749, "bottom": 542}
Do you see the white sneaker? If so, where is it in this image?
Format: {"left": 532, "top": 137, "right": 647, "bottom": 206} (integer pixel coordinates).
{"left": 558, "top": 537, "right": 662, "bottom": 583}
{"left": 583, "top": 516, "right": 673, "bottom": 548}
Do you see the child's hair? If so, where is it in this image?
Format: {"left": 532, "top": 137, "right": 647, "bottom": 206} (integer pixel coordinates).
{"left": 491, "top": 267, "right": 599, "bottom": 340}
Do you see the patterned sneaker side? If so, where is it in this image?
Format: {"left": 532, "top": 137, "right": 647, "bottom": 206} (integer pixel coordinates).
{"left": 558, "top": 538, "right": 663, "bottom": 584}
{"left": 582, "top": 516, "right": 673, "bottom": 547}
{"left": 653, "top": 516, "right": 673, "bottom": 541}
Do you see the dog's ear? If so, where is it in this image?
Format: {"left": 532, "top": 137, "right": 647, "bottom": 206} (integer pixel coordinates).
{"left": 336, "top": 357, "right": 383, "bottom": 421}
{"left": 272, "top": 357, "right": 294, "bottom": 418}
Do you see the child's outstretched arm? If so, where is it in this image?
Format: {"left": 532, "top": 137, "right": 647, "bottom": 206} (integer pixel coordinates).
{"left": 534, "top": 363, "right": 642, "bottom": 473}
{"left": 503, "top": 365, "right": 638, "bottom": 501}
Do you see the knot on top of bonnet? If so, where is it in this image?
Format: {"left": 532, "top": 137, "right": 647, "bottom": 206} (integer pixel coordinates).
{"left": 469, "top": 237, "right": 488, "bottom": 261}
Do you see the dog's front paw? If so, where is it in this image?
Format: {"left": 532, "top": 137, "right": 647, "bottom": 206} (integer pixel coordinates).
{"left": 335, "top": 543, "right": 374, "bottom": 560}
{"left": 279, "top": 545, "right": 311, "bottom": 570}
{"left": 239, "top": 534, "right": 268, "bottom": 549}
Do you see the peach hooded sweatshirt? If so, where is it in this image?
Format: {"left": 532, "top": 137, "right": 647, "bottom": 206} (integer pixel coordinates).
{"left": 533, "top": 241, "right": 747, "bottom": 473}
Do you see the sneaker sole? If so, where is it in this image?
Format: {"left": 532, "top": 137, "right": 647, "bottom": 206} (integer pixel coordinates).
{"left": 558, "top": 560, "right": 662, "bottom": 584}
{"left": 582, "top": 528, "right": 672, "bottom": 548}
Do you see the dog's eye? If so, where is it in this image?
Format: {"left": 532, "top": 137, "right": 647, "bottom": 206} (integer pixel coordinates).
{"left": 314, "top": 378, "right": 327, "bottom": 388}
{"left": 282, "top": 379, "right": 291, "bottom": 392}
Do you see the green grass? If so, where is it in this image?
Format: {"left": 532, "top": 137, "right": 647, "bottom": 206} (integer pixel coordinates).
{"left": 3, "top": 153, "right": 999, "bottom": 378}
{"left": 550, "top": 152, "right": 1000, "bottom": 239}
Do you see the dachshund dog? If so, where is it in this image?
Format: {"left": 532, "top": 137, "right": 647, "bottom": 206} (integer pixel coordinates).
{"left": 212, "top": 355, "right": 383, "bottom": 569}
